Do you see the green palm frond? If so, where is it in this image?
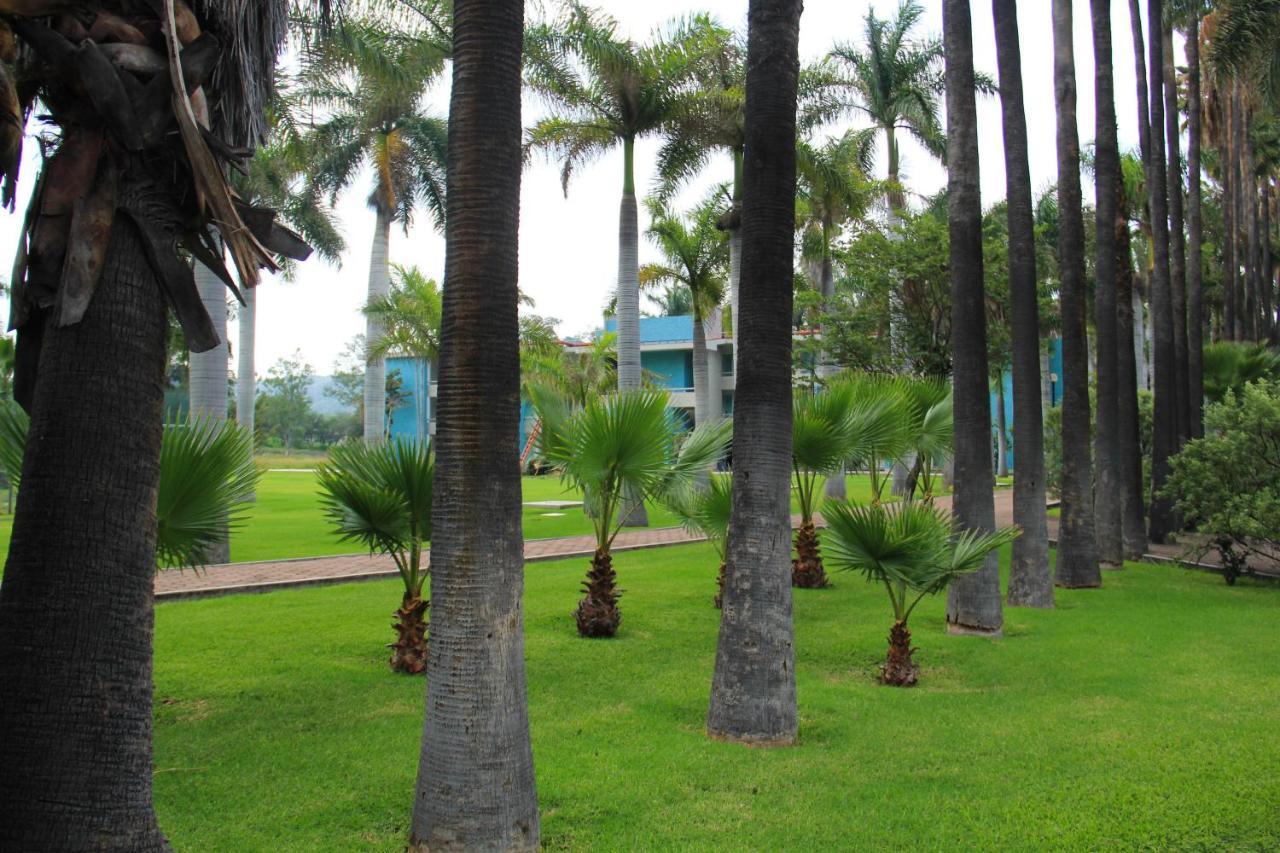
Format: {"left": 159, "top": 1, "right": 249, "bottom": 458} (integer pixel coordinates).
{"left": 664, "top": 474, "right": 733, "bottom": 558}
{"left": 0, "top": 400, "right": 27, "bottom": 489}
{"left": 643, "top": 191, "right": 729, "bottom": 321}
{"left": 1201, "top": 342, "right": 1280, "bottom": 403}
{"left": 317, "top": 438, "right": 433, "bottom": 596}
{"left": 156, "top": 418, "right": 260, "bottom": 571}
{"left": 364, "top": 265, "right": 443, "bottom": 360}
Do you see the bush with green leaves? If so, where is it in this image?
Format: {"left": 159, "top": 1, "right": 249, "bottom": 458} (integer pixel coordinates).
{"left": 1201, "top": 342, "right": 1280, "bottom": 404}
{"left": 533, "top": 387, "right": 731, "bottom": 637}
{"left": 1163, "top": 380, "right": 1280, "bottom": 584}
{"left": 317, "top": 439, "right": 433, "bottom": 672}
{"left": 823, "top": 500, "right": 1019, "bottom": 686}
{"left": 0, "top": 404, "right": 258, "bottom": 570}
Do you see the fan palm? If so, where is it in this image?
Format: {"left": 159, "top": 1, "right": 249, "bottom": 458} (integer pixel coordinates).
{"left": 823, "top": 500, "right": 1019, "bottom": 686}
{"left": 1200, "top": 342, "right": 1280, "bottom": 402}
{"left": 364, "top": 264, "right": 443, "bottom": 361}
{"left": 791, "top": 385, "right": 857, "bottom": 588}
{"left": 641, "top": 192, "right": 729, "bottom": 427}
{"left": 317, "top": 439, "right": 433, "bottom": 673}
{"left": 664, "top": 474, "right": 733, "bottom": 607}
{"left": 525, "top": 4, "right": 720, "bottom": 396}
{"left": 299, "top": 15, "right": 450, "bottom": 444}
{"left": 0, "top": 405, "right": 259, "bottom": 571}
{"left": 532, "top": 387, "right": 731, "bottom": 636}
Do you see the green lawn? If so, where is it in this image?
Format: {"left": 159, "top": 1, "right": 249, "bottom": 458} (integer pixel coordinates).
{"left": 152, "top": 543, "right": 1280, "bottom": 850}
{"left": 0, "top": 470, "right": 885, "bottom": 565}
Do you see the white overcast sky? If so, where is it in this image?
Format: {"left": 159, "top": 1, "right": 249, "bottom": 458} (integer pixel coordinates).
{"left": 0, "top": 0, "right": 1177, "bottom": 377}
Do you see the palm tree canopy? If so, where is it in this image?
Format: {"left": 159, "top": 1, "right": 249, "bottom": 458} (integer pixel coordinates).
{"left": 795, "top": 128, "right": 883, "bottom": 260}
{"left": 664, "top": 473, "right": 733, "bottom": 558}
{"left": 524, "top": 3, "right": 724, "bottom": 194}
{"left": 299, "top": 15, "right": 450, "bottom": 228}
{"left": 317, "top": 438, "right": 434, "bottom": 560}
{"left": 364, "top": 264, "right": 443, "bottom": 360}
{"left": 640, "top": 192, "right": 730, "bottom": 322}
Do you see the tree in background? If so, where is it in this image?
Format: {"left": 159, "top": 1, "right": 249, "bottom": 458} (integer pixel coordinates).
{"left": 299, "top": 15, "right": 449, "bottom": 445}
{"left": 257, "top": 352, "right": 316, "bottom": 454}
{"left": 364, "top": 264, "right": 443, "bottom": 362}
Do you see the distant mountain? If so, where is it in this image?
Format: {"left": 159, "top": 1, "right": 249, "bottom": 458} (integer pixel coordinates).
{"left": 308, "top": 375, "right": 354, "bottom": 416}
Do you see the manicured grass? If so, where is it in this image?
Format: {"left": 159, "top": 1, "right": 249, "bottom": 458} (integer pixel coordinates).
{"left": 152, "top": 543, "right": 1280, "bottom": 850}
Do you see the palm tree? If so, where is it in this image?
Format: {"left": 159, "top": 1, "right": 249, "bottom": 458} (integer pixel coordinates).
{"left": 363, "top": 264, "right": 443, "bottom": 362}
{"left": 1051, "top": 0, "right": 1103, "bottom": 587}
{"left": 1117, "top": 153, "right": 1150, "bottom": 558}
{"left": 825, "top": 500, "right": 1019, "bottom": 686}
{"left": 1091, "top": 0, "right": 1126, "bottom": 570}
{"left": 828, "top": 0, "right": 946, "bottom": 216}
{"left": 410, "top": 0, "right": 539, "bottom": 844}
{"left": 1182, "top": 3, "right": 1206, "bottom": 437}
{"left": 0, "top": 4, "right": 312, "bottom": 845}
{"left": 993, "top": 0, "right": 1055, "bottom": 611}
{"left": 299, "top": 17, "right": 449, "bottom": 445}
{"left": 641, "top": 193, "right": 729, "bottom": 427}
{"left": 1144, "top": 0, "right": 1182, "bottom": 544}
{"left": 665, "top": 474, "right": 733, "bottom": 607}
{"left": 707, "top": 0, "right": 803, "bottom": 747}
{"left": 532, "top": 387, "right": 731, "bottom": 636}
{"left": 790, "top": 386, "right": 856, "bottom": 589}
{"left": 525, "top": 4, "right": 714, "bottom": 396}
{"left": 318, "top": 439, "right": 433, "bottom": 674}
{"left": 942, "top": 0, "right": 1004, "bottom": 634}
{"left": 1161, "top": 23, "right": 1192, "bottom": 440}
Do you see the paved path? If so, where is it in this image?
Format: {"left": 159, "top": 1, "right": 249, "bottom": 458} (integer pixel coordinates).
{"left": 154, "top": 488, "right": 1266, "bottom": 601}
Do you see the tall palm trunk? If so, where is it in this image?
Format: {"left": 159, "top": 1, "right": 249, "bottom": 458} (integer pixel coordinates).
{"left": 189, "top": 259, "right": 230, "bottom": 563}
{"left": 1116, "top": 199, "right": 1148, "bottom": 558}
{"left": 1162, "top": 25, "right": 1190, "bottom": 443}
{"left": 1222, "top": 129, "right": 1237, "bottom": 340}
{"left": 692, "top": 306, "right": 711, "bottom": 427}
{"left": 1052, "top": 0, "right": 1102, "bottom": 587}
{"left": 237, "top": 285, "right": 256, "bottom": 441}
{"left": 1091, "top": 0, "right": 1124, "bottom": 569}
{"left": 707, "top": 0, "right": 801, "bottom": 747}
{"left": 994, "top": 378, "right": 1008, "bottom": 478}
{"left": 364, "top": 206, "right": 392, "bottom": 444}
{"left": 944, "top": 0, "right": 1003, "bottom": 633}
{"left": 0, "top": 213, "right": 169, "bottom": 851}
{"left": 820, "top": 217, "right": 847, "bottom": 501}
{"left": 411, "top": 0, "right": 539, "bottom": 846}
{"left": 1185, "top": 17, "right": 1205, "bottom": 437}
{"left": 1145, "top": 0, "right": 1180, "bottom": 544}
{"left": 1263, "top": 182, "right": 1275, "bottom": 341}
{"left": 1244, "top": 115, "right": 1261, "bottom": 342}
{"left": 617, "top": 138, "right": 648, "bottom": 526}
{"left": 996, "top": 0, "right": 1052, "bottom": 610}
{"left": 729, "top": 150, "right": 743, "bottom": 377}
{"left": 1231, "top": 85, "right": 1247, "bottom": 341}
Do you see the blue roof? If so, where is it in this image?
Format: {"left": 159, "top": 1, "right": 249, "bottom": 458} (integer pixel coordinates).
{"left": 604, "top": 314, "right": 693, "bottom": 344}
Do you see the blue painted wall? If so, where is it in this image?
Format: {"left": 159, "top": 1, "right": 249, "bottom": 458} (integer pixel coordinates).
{"left": 644, "top": 350, "right": 693, "bottom": 390}
{"left": 605, "top": 314, "right": 693, "bottom": 343}
{"left": 385, "top": 357, "right": 431, "bottom": 443}
{"left": 990, "top": 337, "right": 1063, "bottom": 472}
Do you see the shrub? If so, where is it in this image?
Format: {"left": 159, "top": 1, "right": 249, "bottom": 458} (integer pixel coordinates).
{"left": 1163, "top": 380, "right": 1280, "bottom": 583}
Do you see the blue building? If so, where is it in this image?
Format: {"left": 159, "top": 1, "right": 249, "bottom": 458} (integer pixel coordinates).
{"left": 603, "top": 313, "right": 735, "bottom": 426}
{"left": 990, "top": 337, "right": 1064, "bottom": 472}
{"left": 384, "top": 356, "right": 434, "bottom": 443}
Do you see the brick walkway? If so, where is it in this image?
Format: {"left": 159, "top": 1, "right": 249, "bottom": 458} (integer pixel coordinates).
{"left": 154, "top": 488, "right": 1265, "bottom": 601}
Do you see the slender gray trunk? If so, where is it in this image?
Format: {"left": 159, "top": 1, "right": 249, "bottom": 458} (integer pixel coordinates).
{"left": 818, "top": 246, "right": 846, "bottom": 500}
{"left": 1139, "top": 285, "right": 1151, "bottom": 389}
{"left": 1041, "top": 349, "right": 1053, "bottom": 415}
{"left": 1244, "top": 111, "right": 1261, "bottom": 342}
{"left": 189, "top": 259, "right": 230, "bottom": 563}
{"left": 1231, "top": 84, "right": 1246, "bottom": 341}
{"left": 729, "top": 228, "right": 741, "bottom": 375}
{"left": 945, "top": 0, "right": 1003, "bottom": 634}
{"left": 692, "top": 311, "right": 711, "bottom": 428}
{"left": 1116, "top": 212, "right": 1148, "bottom": 558}
{"left": 707, "top": 0, "right": 801, "bottom": 746}
{"left": 1162, "top": 25, "right": 1190, "bottom": 443}
{"left": 364, "top": 207, "right": 392, "bottom": 445}
{"left": 616, "top": 192, "right": 642, "bottom": 390}
{"left": 236, "top": 284, "right": 256, "bottom": 503}
{"left": 995, "top": 379, "right": 1008, "bottom": 478}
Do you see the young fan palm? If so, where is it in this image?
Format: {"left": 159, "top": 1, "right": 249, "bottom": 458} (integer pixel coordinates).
{"left": 665, "top": 474, "right": 733, "bottom": 607}
{"left": 300, "top": 16, "right": 449, "bottom": 444}
{"left": 791, "top": 385, "right": 856, "bottom": 588}
{"left": 318, "top": 439, "right": 434, "bottom": 673}
{"left": 641, "top": 193, "right": 729, "bottom": 427}
{"left": 892, "top": 376, "right": 954, "bottom": 503}
{"left": 824, "top": 500, "right": 1019, "bottom": 686}
{"left": 533, "top": 387, "right": 731, "bottom": 636}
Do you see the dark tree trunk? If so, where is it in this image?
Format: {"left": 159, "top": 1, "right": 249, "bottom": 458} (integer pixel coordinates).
{"left": 411, "top": 0, "right": 540, "bottom": 847}
{"left": 1244, "top": 112, "right": 1262, "bottom": 343}
{"left": 0, "top": 212, "right": 170, "bottom": 851}
{"left": 1091, "top": 0, "right": 1124, "bottom": 569}
{"left": 944, "top": 0, "right": 1004, "bottom": 632}
{"left": 1231, "top": 85, "right": 1247, "bottom": 341}
{"left": 707, "top": 0, "right": 801, "bottom": 747}
{"left": 1145, "top": 0, "right": 1180, "bottom": 544}
{"left": 1263, "top": 181, "right": 1275, "bottom": 341}
{"left": 575, "top": 550, "right": 621, "bottom": 637}
{"left": 994, "top": 0, "right": 1052, "bottom": 608}
{"left": 791, "top": 522, "right": 829, "bottom": 588}
{"left": 1051, "top": 0, "right": 1102, "bottom": 587}
{"left": 1185, "top": 17, "right": 1205, "bottom": 437}
{"left": 881, "top": 621, "right": 919, "bottom": 687}
{"left": 1116, "top": 203, "right": 1149, "bottom": 559}
{"left": 1222, "top": 133, "right": 1237, "bottom": 340}
{"left": 1162, "top": 25, "right": 1190, "bottom": 444}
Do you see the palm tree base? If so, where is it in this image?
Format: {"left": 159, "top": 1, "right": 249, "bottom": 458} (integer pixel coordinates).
{"left": 576, "top": 550, "right": 622, "bottom": 637}
{"left": 881, "top": 621, "right": 919, "bottom": 687}
{"left": 714, "top": 561, "right": 726, "bottom": 609}
{"left": 389, "top": 595, "right": 429, "bottom": 674}
{"left": 791, "top": 523, "right": 830, "bottom": 588}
